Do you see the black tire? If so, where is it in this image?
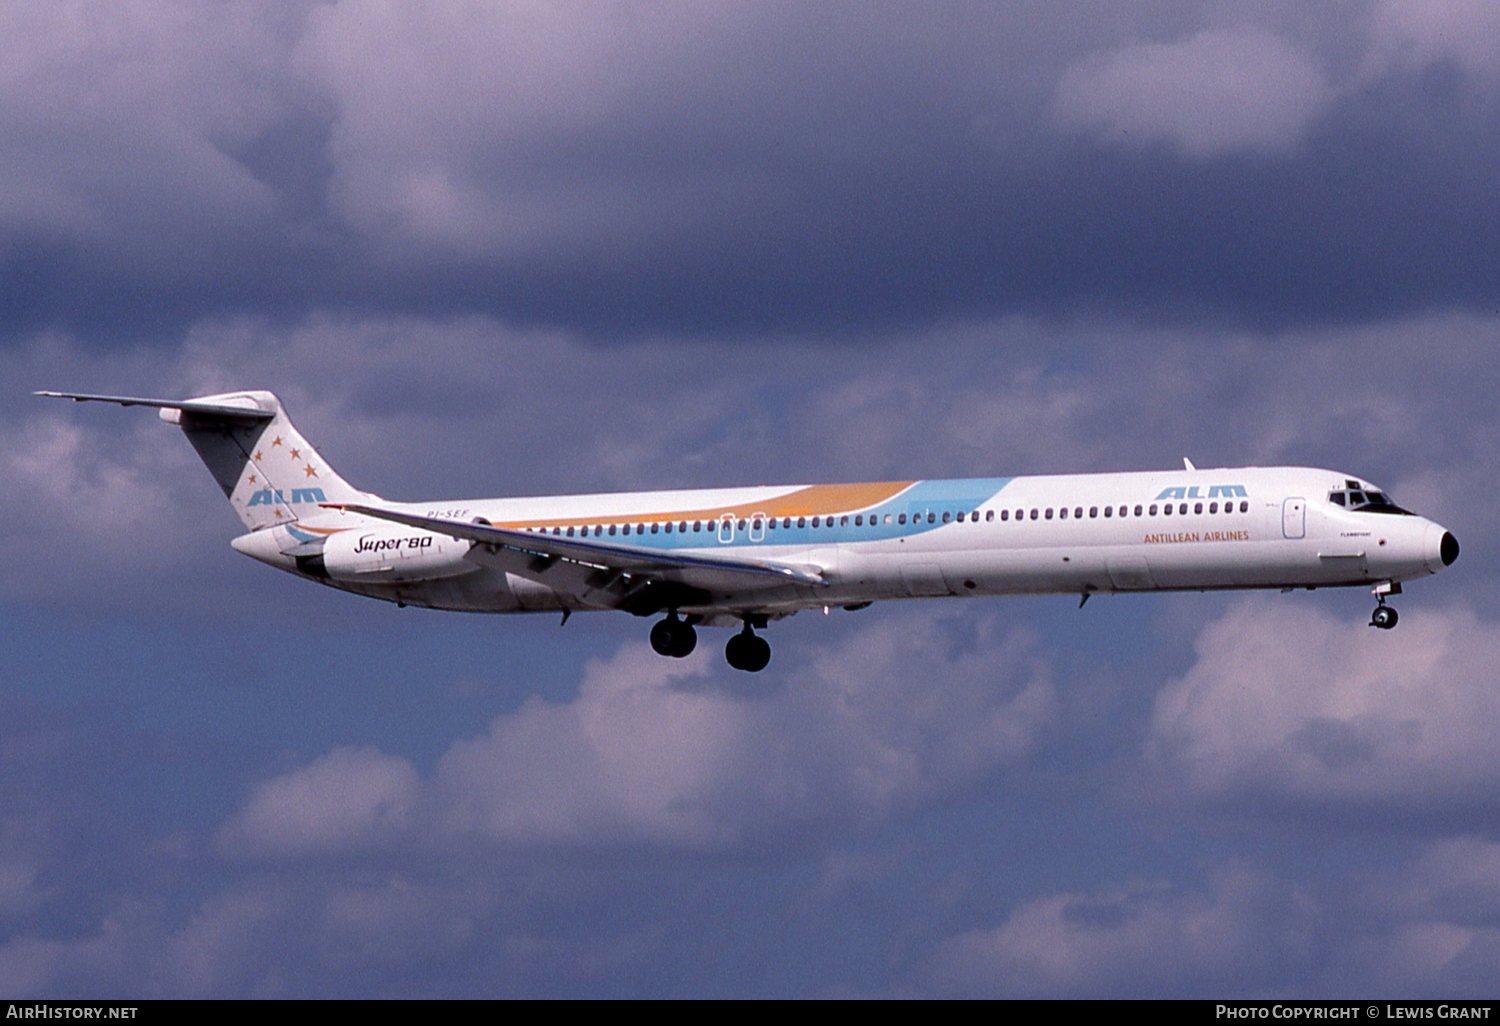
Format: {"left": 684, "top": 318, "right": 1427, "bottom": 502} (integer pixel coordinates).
{"left": 741, "top": 635, "right": 771, "bottom": 672}
{"left": 1370, "top": 606, "right": 1398, "bottom": 630}
{"left": 726, "top": 631, "right": 770, "bottom": 672}
{"left": 725, "top": 632, "right": 749, "bottom": 670}
{"left": 650, "top": 619, "right": 679, "bottom": 656}
{"left": 670, "top": 622, "right": 697, "bottom": 658}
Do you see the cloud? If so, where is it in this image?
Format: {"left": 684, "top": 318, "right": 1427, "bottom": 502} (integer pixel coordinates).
{"left": 1367, "top": 0, "right": 1500, "bottom": 83}
{"left": 1147, "top": 601, "right": 1500, "bottom": 826}
{"left": 1054, "top": 28, "right": 1334, "bottom": 158}
{"left": 221, "top": 747, "right": 419, "bottom": 857}
{"left": 221, "top": 610, "right": 1055, "bottom": 856}
{"left": 929, "top": 863, "right": 1310, "bottom": 997}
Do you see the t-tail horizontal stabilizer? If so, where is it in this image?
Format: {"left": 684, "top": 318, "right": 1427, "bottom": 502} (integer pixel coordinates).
{"left": 38, "top": 389, "right": 372, "bottom": 531}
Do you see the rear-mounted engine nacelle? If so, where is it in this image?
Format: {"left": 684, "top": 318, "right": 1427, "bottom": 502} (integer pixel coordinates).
{"left": 321, "top": 527, "right": 477, "bottom": 583}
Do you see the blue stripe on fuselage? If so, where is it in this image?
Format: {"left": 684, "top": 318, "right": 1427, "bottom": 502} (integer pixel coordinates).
{"left": 519, "top": 478, "right": 1013, "bottom": 551}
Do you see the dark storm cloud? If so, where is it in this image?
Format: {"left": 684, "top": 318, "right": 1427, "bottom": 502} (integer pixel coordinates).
{"left": 3, "top": 1, "right": 1498, "bottom": 342}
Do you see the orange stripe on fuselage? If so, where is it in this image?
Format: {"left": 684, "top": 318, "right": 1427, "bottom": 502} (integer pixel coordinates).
{"left": 493, "top": 480, "right": 916, "bottom": 530}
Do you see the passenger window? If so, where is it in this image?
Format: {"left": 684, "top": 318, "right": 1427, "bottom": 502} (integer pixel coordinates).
{"left": 897, "top": 514, "right": 905, "bottom": 525}
{"left": 841, "top": 516, "right": 849, "bottom": 527}
{"left": 737, "top": 519, "right": 747, "bottom": 531}
{"left": 1103, "top": 506, "right": 1112, "bottom": 518}
{"left": 693, "top": 521, "right": 702, "bottom": 532}
{"left": 1208, "top": 502, "right": 1218, "bottom": 514}
{"left": 1030, "top": 509, "right": 1039, "bottom": 520}
{"left": 928, "top": 512, "right": 936, "bottom": 524}
{"left": 1134, "top": 505, "right": 1143, "bottom": 517}
{"left": 1239, "top": 501, "right": 1249, "bottom": 512}
{"left": 1059, "top": 508, "right": 1068, "bottom": 520}
{"left": 1089, "top": 506, "right": 1098, "bottom": 518}
{"left": 986, "top": 510, "right": 994, "bottom": 521}
{"left": 652, "top": 523, "right": 661, "bottom": 533}
{"left": 752, "top": 519, "right": 762, "bottom": 530}
{"left": 1000, "top": 510, "right": 1009, "bottom": 521}
{"left": 943, "top": 511, "right": 952, "bottom": 523}
{"left": 1177, "top": 503, "right": 1187, "bottom": 515}
{"left": 956, "top": 511, "right": 965, "bottom": 522}
{"left": 883, "top": 514, "right": 893, "bottom": 525}
{"left": 1194, "top": 502, "right": 1202, "bottom": 514}
{"left": 608, "top": 525, "right": 617, "bottom": 535}
{"left": 798, "top": 517, "right": 807, "bottom": 528}
{"left": 854, "top": 514, "right": 863, "bottom": 526}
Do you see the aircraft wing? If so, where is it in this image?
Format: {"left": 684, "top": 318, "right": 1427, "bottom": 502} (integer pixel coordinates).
{"left": 321, "top": 503, "right": 828, "bottom": 592}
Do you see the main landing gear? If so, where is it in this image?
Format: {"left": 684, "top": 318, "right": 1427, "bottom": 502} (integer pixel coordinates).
{"left": 724, "top": 623, "right": 771, "bottom": 673}
{"left": 649, "top": 612, "right": 698, "bottom": 658}
{"left": 1370, "top": 582, "right": 1400, "bottom": 630}
{"left": 649, "top": 613, "right": 771, "bottom": 671}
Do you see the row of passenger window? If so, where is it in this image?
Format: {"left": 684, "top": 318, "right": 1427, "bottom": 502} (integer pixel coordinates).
{"left": 1001, "top": 499, "right": 1251, "bottom": 521}
{"left": 519, "top": 499, "right": 1251, "bottom": 538}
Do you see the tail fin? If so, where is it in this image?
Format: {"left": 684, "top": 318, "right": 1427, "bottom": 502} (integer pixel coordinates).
{"left": 38, "top": 390, "right": 374, "bottom": 531}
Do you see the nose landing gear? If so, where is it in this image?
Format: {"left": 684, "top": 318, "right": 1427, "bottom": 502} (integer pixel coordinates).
{"left": 1369, "top": 582, "right": 1401, "bottom": 630}
{"left": 724, "top": 623, "right": 771, "bottom": 673}
{"left": 649, "top": 612, "right": 698, "bottom": 658}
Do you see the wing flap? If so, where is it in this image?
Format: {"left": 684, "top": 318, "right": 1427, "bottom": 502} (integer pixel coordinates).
{"left": 320, "top": 503, "right": 827, "bottom": 591}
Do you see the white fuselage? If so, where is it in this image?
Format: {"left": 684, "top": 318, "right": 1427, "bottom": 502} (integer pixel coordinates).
{"left": 231, "top": 465, "right": 1455, "bottom": 623}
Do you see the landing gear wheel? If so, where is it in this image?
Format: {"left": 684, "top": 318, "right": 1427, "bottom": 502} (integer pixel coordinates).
{"left": 725, "top": 626, "right": 771, "bottom": 672}
{"left": 650, "top": 614, "right": 698, "bottom": 657}
{"left": 1370, "top": 605, "right": 1398, "bottom": 630}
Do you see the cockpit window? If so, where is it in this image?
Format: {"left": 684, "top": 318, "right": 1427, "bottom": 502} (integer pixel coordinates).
{"left": 1328, "top": 487, "right": 1413, "bottom": 515}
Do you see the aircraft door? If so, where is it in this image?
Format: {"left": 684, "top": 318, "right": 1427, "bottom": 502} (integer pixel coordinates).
{"left": 1282, "top": 497, "right": 1306, "bottom": 539}
{"left": 749, "top": 512, "right": 767, "bottom": 543}
{"left": 718, "top": 513, "right": 736, "bottom": 544}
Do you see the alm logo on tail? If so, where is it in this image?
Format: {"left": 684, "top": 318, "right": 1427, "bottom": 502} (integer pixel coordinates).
{"left": 247, "top": 488, "right": 327, "bottom": 506}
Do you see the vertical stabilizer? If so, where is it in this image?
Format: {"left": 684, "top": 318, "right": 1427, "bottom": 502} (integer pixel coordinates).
{"left": 165, "top": 391, "right": 371, "bottom": 531}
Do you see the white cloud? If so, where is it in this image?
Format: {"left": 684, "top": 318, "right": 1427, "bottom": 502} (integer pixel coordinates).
{"left": 1054, "top": 28, "right": 1333, "bottom": 158}
{"left": 1367, "top": 0, "right": 1500, "bottom": 83}
{"left": 221, "top": 610, "right": 1055, "bottom": 856}
{"left": 1148, "top": 601, "right": 1500, "bottom": 819}
{"left": 930, "top": 863, "right": 1308, "bottom": 997}
{"left": 221, "top": 747, "right": 419, "bottom": 857}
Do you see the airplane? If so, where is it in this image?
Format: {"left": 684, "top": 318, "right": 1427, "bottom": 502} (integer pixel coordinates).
{"left": 39, "top": 389, "right": 1459, "bottom": 671}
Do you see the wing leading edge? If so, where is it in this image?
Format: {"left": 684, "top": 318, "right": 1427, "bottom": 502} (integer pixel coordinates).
{"left": 321, "top": 503, "right": 829, "bottom": 593}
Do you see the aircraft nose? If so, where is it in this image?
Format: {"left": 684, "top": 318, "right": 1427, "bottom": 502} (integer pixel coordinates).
{"left": 1425, "top": 522, "right": 1459, "bottom": 573}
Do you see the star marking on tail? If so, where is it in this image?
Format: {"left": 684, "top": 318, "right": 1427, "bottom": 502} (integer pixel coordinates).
{"left": 304, "top": 465, "right": 318, "bottom": 477}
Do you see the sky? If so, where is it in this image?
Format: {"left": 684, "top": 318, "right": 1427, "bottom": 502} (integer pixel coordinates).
{"left": 2, "top": 0, "right": 1498, "bottom": 998}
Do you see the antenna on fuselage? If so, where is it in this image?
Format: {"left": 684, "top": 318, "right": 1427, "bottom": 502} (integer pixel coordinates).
{"left": 1183, "top": 457, "right": 1196, "bottom": 471}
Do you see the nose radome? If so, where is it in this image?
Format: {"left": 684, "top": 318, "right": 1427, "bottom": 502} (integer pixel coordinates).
{"left": 1424, "top": 522, "right": 1459, "bottom": 573}
{"left": 1441, "top": 531, "right": 1459, "bottom": 567}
